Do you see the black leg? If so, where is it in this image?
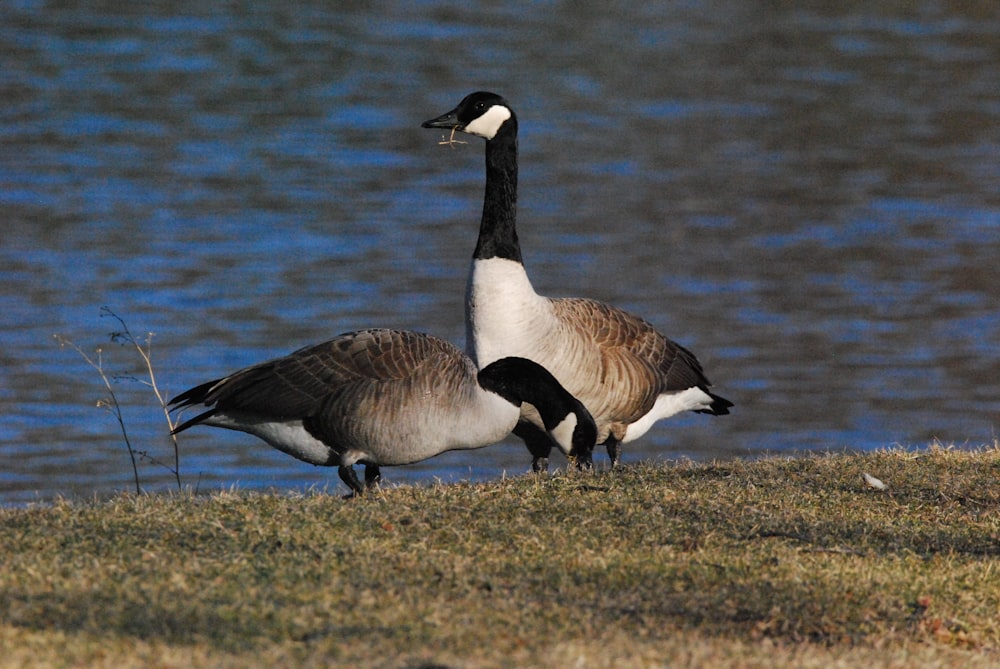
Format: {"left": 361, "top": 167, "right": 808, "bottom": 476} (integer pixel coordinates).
{"left": 364, "top": 463, "right": 382, "bottom": 489}
{"left": 606, "top": 437, "right": 622, "bottom": 468}
{"left": 338, "top": 465, "right": 365, "bottom": 497}
{"left": 513, "top": 420, "right": 554, "bottom": 472}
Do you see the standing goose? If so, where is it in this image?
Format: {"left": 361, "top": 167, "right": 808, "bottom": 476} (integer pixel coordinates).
{"left": 169, "top": 328, "right": 597, "bottom": 496}
{"left": 423, "top": 91, "right": 732, "bottom": 471}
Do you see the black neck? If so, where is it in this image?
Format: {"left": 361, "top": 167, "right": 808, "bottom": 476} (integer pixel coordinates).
{"left": 477, "top": 357, "right": 572, "bottom": 426}
{"left": 473, "top": 120, "right": 521, "bottom": 262}
{"left": 477, "top": 356, "right": 597, "bottom": 459}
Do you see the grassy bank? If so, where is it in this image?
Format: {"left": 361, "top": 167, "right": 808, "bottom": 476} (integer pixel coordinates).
{"left": 2, "top": 446, "right": 999, "bottom": 668}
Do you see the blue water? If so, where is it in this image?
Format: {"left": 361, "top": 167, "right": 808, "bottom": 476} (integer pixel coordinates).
{"left": 2, "top": 2, "right": 999, "bottom": 504}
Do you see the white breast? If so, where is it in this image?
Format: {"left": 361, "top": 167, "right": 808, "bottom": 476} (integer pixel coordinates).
{"left": 467, "top": 257, "right": 554, "bottom": 367}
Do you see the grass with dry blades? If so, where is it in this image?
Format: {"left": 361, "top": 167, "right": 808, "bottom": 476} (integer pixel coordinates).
{"left": 1, "top": 445, "right": 999, "bottom": 668}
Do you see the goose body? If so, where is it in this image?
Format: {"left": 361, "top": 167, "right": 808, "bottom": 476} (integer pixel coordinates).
{"left": 423, "top": 92, "right": 732, "bottom": 470}
{"left": 169, "top": 328, "right": 596, "bottom": 495}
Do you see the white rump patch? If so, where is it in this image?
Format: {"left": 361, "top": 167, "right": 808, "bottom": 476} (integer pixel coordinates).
{"left": 547, "top": 413, "right": 578, "bottom": 455}
{"left": 622, "top": 387, "right": 716, "bottom": 444}
{"left": 464, "top": 105, "right": 512, "bottom": 140}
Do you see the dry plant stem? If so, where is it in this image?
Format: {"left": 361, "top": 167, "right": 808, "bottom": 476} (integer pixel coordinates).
{"left": 101, "top": 307, "right": 181, "bottom": 490}
{"left": 438, "top": 127, "right": 467, "bottom": 147}
{"left": 54, "top": 308, "right": 184, "bottom": 496}
{"left": 53, "top": 334, "right": 142, "bottom": 494}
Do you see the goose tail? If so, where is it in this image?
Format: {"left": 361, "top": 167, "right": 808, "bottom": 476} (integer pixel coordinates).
{"left": 168, "top": 378, "right": 224, "bottom": 434}
{"left": 694, "top": 390, "right": 733, "bottom": 416}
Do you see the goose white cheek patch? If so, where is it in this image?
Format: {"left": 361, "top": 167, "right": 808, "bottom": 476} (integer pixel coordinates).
{"left": 548, "top": 413, "right": 579, "bottom": 455}
{"left": 463, "top": 105, "right": 512, "bottom": 139}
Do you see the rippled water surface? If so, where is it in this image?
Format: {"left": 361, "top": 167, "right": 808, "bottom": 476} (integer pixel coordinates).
{"left": 2, "top": 1, "right": 999, "bottom": 504}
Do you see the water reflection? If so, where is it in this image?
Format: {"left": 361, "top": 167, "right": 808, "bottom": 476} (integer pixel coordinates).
{"left": 1, "top": 2, "right": 998, "bottom": 504}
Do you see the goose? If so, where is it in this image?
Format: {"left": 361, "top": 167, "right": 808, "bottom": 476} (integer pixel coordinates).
{"left": 169, "top": 328, "right": 597, "bottom": 496}
{"left": 422, "top": 91, "right": 732, "bottom": 471}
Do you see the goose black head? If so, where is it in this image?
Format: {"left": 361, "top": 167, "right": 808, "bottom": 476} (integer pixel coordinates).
{"left": 477, "top": 356, "right": 597, "bottom": 462}
{"left": 422, "top": 91, "right": 515, "bottom": 141}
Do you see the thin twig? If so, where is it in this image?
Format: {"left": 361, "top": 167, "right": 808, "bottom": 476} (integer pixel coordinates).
{"left": 437, "top": 127, "right": 467, "bottom": 147}
{"left": 101, "top": 306, "right": 182, "bottom": 490}
{"left": 53, "top": 334, "right": 142, "bottom": 494}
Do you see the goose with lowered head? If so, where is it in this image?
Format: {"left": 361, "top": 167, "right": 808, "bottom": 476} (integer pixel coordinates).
{"left": 169, "top": 328, "right": 597, "bottom": 495}
{"left": 422, "top": 91, "right": 732, "bottom": 471}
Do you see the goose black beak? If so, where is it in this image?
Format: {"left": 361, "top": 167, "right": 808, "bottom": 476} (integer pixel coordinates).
{"left": 421, "top": 108, "right": 462, "bottom": 130}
